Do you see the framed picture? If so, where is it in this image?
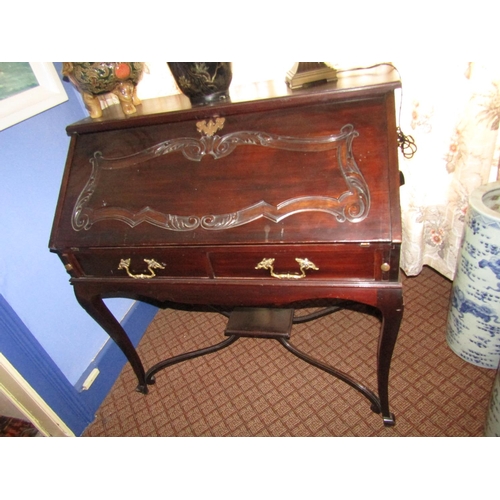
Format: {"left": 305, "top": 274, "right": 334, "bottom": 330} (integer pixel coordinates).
{"left": 0, "top": 62, "right": 68, "bottom": 131}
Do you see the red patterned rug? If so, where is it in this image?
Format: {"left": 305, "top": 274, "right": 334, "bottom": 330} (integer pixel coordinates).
{"left": 0, "top": 416, "right": 38, "bottom": 437}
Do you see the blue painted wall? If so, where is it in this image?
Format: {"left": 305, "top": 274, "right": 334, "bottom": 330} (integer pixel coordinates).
{"left": 0, "top": 62, "right": 134, "bottom": 385}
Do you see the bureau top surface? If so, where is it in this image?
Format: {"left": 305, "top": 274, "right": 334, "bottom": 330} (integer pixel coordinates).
{"left": 50, "top": 69, "right": 402, "bottom": 251}
{"left": 66, "top": 68, "right": 401, "bottom": 135}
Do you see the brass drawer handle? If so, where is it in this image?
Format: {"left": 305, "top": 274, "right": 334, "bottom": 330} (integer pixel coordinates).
{"left": 255, "top": 258, "right": 319, "bottom": 280}
{"left": 118, "top": 258, "right": 165, "bottom": 279}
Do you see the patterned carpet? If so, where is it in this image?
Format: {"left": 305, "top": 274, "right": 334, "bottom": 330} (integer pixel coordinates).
{"left": 0, "top": 416, "right": 38, "bottom": 437}
{"left": 83, "top": 266, "right": 496, "bottom": 436}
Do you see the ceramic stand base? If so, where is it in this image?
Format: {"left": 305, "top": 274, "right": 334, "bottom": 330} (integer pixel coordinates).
{"left": 446, "top": 181, "right": 500, "bottom": 369}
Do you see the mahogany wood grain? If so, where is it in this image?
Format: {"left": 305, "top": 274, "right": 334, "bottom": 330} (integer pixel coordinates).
{"left": 50, "top": 70, "right": 403, "bottom": 426}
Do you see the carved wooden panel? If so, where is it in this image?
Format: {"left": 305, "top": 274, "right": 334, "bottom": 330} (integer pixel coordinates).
{"left": 71, "top": 122, "right": 370, "bottom": 233}
{"left": 51, "top": 76, "right": 401, "bottom": 251}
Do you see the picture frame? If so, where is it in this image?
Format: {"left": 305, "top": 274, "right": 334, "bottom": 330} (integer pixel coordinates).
{"left": 0, "top": 62, "right": 68, "bottom": 131}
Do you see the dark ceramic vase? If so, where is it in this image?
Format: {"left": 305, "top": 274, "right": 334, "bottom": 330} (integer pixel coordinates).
{"left": 167, "top": 62, "right": 232, "bottom": 105}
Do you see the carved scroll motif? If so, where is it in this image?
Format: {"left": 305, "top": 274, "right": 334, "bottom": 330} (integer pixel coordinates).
{"left": 71, "top": 124, "right": 370, "bottom": 232}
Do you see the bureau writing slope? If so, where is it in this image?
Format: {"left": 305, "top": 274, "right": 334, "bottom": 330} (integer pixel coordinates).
{"left": 50, "top": 70, "right": 403, "bottom": 426}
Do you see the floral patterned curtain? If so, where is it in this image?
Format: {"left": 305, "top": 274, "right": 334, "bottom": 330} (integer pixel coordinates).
{"left": 395, "top": 62, "right": 500, "bottom": 280}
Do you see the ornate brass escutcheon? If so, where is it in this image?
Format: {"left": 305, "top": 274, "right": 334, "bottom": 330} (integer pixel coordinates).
{"left": 196, "top": 117, "right": 225, "bottom": 137}
{"left": 255, "top": 257, "right": 319, "bottom": 280}
{"left": 118, "top": 258, "right": 165, "bottom": 279}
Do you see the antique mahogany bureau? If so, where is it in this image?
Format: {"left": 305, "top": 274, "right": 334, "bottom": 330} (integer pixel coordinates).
{"left": 50, "top": 69, "right": 404, "bottom": 426}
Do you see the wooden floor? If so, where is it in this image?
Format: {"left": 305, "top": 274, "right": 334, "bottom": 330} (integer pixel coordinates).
{"left": 83, "top": 266, "right": 496, "bottom": 436}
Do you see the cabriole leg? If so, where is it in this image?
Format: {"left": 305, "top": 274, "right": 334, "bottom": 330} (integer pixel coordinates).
{"left": 376, "top": 288, "right": 404, "bottom": 426}
{"left": 73, "top": 285, "right": 149, "bottom": 394}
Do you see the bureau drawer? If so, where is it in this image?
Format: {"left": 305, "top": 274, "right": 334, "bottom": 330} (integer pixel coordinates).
{"left": 208, "top": 245, "right": 386, "bottom": 281}
{"left": 73, "top": 248, "right": 209, "bottom": 278}
{"left": 69, "top": 244, "right": 394, "bottom": 281}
